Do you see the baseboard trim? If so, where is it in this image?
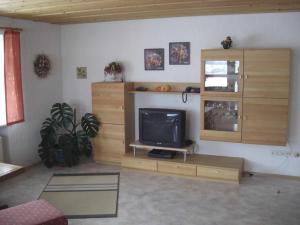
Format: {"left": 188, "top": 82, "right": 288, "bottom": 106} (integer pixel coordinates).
{"left": 244, "top": 171, "right": 300, "bottom": 180}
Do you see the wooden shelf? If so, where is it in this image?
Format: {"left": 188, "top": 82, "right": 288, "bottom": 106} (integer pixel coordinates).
{"left": 128, "top": 91, "right": 200, "bottom": 95}
{"left": 128, "top": 82, "right": 200, "bottom": 94}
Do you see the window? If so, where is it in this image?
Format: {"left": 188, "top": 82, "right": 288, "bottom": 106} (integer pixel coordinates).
{"left": 0, "top": 31, "right": 6, "bottom": 126}
{"left": 0, "top": 29, "right": 24, "bottom": 126}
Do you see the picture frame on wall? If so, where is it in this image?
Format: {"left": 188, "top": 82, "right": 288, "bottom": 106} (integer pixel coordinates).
{"left": 76, "top": 67, "right": 87, "bottom": 79}
{"left": 169, "top": 42, "right": 190, "bottom": 65}
{"left": 144, "top": 48, "right": 164, "bottom": 70}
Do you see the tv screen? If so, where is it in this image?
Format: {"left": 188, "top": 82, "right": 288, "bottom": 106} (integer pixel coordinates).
{"left": 139, "top": 108, "right": 186, "bottom": 148}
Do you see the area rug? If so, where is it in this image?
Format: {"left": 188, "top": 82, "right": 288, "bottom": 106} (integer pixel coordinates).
{"left": 39, "top": 173, "right": 119, "bottom": 219}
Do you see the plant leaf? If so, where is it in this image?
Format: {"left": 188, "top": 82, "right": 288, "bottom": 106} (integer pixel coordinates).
{"left": 40, "top": 117, "right": 57, "bottom": 148}
{"left": 51, "top": 103, "right": 73, "bottom": 128}
{"left": 81, "top": 113, "right": 100, "bottom": 138}
{"left": 38, "top": 146, "right": 56, "bottom": 168}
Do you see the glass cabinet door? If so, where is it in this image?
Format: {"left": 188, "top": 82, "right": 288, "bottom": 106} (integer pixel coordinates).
{"left": 204, "top": 100, "right": 239, "bottom": 132}
{"left": 204, "top": 60, "right": 240, "bottom": 93}
{"left": 201, "top": 49, "right": 243, "bottom": 97}
{"left": 200, "top": 97, "right": 242, "bottom": 142}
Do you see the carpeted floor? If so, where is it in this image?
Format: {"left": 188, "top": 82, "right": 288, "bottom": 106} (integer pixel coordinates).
{"left": 0, "top": 159, "right": 300, "bottom": 225}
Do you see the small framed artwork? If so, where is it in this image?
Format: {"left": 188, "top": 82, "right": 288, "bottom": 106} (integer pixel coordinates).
{"left": 77, "top": 67, "right": 87, "bottom": 79}
{"left": 169, "top": 42, "right": 190, "bottom": 65}
{"left": 144, "top": 48, "right": 164, "bottom": 70}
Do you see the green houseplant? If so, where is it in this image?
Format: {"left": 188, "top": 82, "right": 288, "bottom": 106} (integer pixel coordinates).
{"left": 38, "top": 103, "right": 100, "bottom": 167}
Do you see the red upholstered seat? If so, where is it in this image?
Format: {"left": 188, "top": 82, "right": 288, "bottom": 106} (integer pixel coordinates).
{"left": 0, "top": 199, "right": 68, "bottom": 225}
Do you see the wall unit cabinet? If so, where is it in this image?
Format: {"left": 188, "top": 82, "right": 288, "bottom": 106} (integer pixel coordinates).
{"left": 200, "top": 48, "right": 290, "bottom": 146}
{"left": 92, "top": 81, "right": 245, "bottom": 183}
{"left": 92, "top": 82, "right": 134, "bottom": 163}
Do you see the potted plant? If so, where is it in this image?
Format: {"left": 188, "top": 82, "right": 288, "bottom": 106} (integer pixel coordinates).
{"left": 104, "top": 61, "right": 123, "bottom": 82}
{"left": 38, "top": 103, "right": 100, "bottom": 167}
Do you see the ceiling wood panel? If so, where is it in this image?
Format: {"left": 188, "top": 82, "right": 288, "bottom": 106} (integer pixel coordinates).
{"left": 0, "top": 0, "right": 299, "bottom": 24}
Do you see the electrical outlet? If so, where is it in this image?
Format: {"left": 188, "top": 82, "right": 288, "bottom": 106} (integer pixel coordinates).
{"left": 272, "top": 150, "right": 300, "bottom": 158}
{"left": 293, "top": 152, "right": 300, "bottom": 158}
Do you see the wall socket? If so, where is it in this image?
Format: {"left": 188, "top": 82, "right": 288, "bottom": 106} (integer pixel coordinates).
{"left": 271, "top": 150, "right": 300, "bottom": 158}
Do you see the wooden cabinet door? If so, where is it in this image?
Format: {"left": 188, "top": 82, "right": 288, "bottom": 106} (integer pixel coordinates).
{"left": 92, "top": 83, "right": 125, "bottom": 124}
{"left": 242, "top": 98, "right": 288, "bottom": 146}
{"left": 244, "top": 49, "right": 290, "bottom": 98}
{"left": 201, "top": 49, "right": 244, "bottom": 98}
{"left": 200, "top": 97, "right": 242, "bottom": 143}
{"left": 93, "top": 124, "right": 125, "bottom": 163}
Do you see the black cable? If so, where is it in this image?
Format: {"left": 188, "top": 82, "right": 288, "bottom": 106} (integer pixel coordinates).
{"left": 182, "top": 91, "right": 188, "bottom": 103}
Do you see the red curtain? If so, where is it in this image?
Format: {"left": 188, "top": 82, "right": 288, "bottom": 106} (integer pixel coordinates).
{"left": 4, "top": 30, "right": 24, "bottom": 125}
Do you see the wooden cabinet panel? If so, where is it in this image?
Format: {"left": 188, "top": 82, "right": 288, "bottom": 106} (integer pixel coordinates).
{"left": 92, "top": 83, "right": 125, "bottom": 124}
{"left": 242, "top": 98, "right": 288, "bottom": 146}
{"left": 244, "top": 49, "right": 290, "bottom": 98}
{"left": 197, "top": 166, "right": 239, "bottom": 182}
{"left": 94, "top": 124, "right": 125, "bottom": 163}
{"left": 157, "top": 161, "right": 196, "bottom": 176}
{"left": 122, "top": 157, "right": 157, "bottom": 171}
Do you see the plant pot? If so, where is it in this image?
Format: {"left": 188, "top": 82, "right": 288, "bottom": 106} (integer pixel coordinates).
{"left": 104, "top": 72, "right": 123, "bottom": 82}
{"left": 55, "top": 149, "right": 65, "bottom": 166}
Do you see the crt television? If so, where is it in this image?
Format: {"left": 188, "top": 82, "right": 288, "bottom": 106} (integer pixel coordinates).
{"left": 139, "top": 108, "right": 186, "bottom": 148}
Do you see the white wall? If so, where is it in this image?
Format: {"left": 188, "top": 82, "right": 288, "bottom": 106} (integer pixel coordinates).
{"left": 0, "top": 17, "right": 62, "bottom": 166}
{"left": 60, "top": 12, "right": 300, "bottom": 176}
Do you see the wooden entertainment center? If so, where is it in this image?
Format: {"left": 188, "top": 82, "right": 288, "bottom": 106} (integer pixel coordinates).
{"left": 92, "top": 48, "right": 291, "bottom": 184}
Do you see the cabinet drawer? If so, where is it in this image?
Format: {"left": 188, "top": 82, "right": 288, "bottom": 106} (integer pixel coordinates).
{"left": 197, "top": 166, "right": 239, "bottom": 182}
{"left": 157, "top": 161, "right": 196, "bottom": 176}
{"left": 122, "top": 157, "right": 157, "bottom": 172}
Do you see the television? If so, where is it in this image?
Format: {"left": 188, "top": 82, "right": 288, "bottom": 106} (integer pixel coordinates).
{"left": 139, "top": 108, "right": 186, "bottom": 148}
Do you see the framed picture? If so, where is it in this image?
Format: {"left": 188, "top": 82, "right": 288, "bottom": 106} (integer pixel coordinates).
{"left": 144, "top": 48, "right": 164, "bottom": 70}
{"left": 76, "top": 67, "right": 87, "bottom": 79}
{"left": 169, "top": 42, "right": 190, "bottom": 65}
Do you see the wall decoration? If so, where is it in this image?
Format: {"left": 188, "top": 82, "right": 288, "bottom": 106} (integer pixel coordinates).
{"left": 144, "top": 48, "right": 164, "bottom": 70}
{"left": 34, "top": 54, "right": 51, "bottom": 78}
{"left": 169, "top": 42, "right": 190, "bottom": 65}
{"left": 221, "top": 36, "right": 232, "bottom": 49}
{"left": 104, "top": 61, "right": 124, "bottom": 82}
{"left": 77, "top": 67, "right": 87, "bottom": 79}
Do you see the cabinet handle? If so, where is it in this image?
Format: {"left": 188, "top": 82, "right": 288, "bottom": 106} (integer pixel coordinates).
{"left": 238, "top": 115, "right": 242, "bottom": 120}
{"left": 120, "top": 106, "right": 124, "bottom": 111}
{"left": 245, "top": 75, "right": 248, "bottom": 79}
{"left": 239, "top": 75, "right": 243, "bottom": 79}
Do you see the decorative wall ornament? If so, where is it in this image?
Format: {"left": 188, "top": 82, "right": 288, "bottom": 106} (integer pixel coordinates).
{"left": 104, "top": 61, "right": 124, "bottom": 82}
{"left": 34, "top": 54, "right": 51, "bottom": 78}
{"left": 144, "top": 48, "right": 164, "bottom": 70}
{"left": 169, "top": 42, "right": 190, "bottom": 65}
{"left": 77, "top": 67, "right": 87, "bottom": 79}
{"left": 221, "top": 36, "right": 233, "bottom": 49}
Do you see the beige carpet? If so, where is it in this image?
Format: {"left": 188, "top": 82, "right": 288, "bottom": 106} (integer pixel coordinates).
{"left": 39, "top": 173, "right": 119, "bottom": 218}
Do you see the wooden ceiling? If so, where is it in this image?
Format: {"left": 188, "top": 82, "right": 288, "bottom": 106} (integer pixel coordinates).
{"left": 0, "top": 0, "right": 299, "bottom": 24}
